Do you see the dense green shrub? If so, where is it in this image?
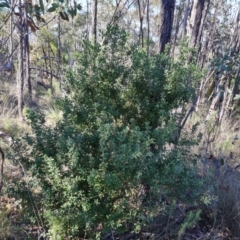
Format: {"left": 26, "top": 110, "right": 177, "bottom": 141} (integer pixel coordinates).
{"left": 12, "top": 25, "right": 203, "bottom": 238}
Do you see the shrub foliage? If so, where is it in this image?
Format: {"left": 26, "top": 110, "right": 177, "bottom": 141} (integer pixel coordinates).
{"left": 11, "top": 26, "right": 203, "bottom": 238}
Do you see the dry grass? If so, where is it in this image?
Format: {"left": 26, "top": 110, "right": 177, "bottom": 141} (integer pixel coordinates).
{"left": 0, "top": 203, "right": 10, "bottom": 239}
{"left": 199, "top": 163, "right": 240, "bottom": 239}
{"left": 44, "top": 106, "right": 63, "bottom": 126}
{"left": 215, "top": 165, "right": 240, "bottom": 237}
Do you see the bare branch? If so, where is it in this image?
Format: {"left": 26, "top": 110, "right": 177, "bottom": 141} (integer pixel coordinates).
{"left": 30, "top": 67, "right": 60, "bottom": 80}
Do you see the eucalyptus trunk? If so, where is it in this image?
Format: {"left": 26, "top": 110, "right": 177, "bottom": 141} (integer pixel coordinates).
{"left": 91, "top": 0, "right": 98, "bottom": 42}
{"left": 158, "top": 0, "right": 175, "bottom": 53}
{"left": 146, "top": 0, "right": 150, "bottom": 55}
{"left": 8, "top": 0, "right": 14, "bottom": 79}
{"left": 57, "top": 15, "right": 61, "bottom": 89}
{"left": 17, "top": 0, "right": 24, "bottom": 119}
{"left": 23, "top": 0, "right": 31, "bottom": 99}
{"left": 181, "top": 0, "right": 191, "bottom": 41}
{"left": 230, "top": 4, "right": 240, "bottom": 52}
{"left": 187, "top": 0, "right": 205, "bottom": 48}
{"left": 137, "top": 0, "right": 144, "bottom": 48}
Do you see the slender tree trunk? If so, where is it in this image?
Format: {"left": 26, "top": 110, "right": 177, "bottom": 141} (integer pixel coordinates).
{"left": 48, "top": 44, "right": 53, "bottom": 89}
{"left": 57, "top": 15, "right": 61, "bottom": 89}
{"left": 9, "top": 0, "right": 14, "bottom": 79}
{"left": 91, "top": 0, "right": 98, "bottom": 42}
{"left": 146, "top": 0, "right": 150, "bottom": 56}
{"left": 206, "top": 78, "right": 225, "bottom": 122}
{"left": 196, "top": 0, "right": 210, "bottom": 66}
{"left": 137, "top": 0, "right": 144, "bottom": 48}
{"left": 232, "top": 65, "right": 240, "bottom": 102}
{"left": 42, "top": 46, "right": 48, "bottom": 74}
{"left": 205, "top": 0, "right": 223, "bottom": 60}
{"left": 230, "top": 4, "right": 240, "bottom": 51}
{"left": 86, "top": 0, "right": 89, "bottom": 40}
{"left": 198, "top": 30, "right": 208, "bottom": 68}
{"left": 17, "top": 0, "right": 24, "bottom": 119}
{"left": 23, "top": 0, "right": 31, "bottom": 99}
{"left": 181, "top": 0, "right": 190, "bottom": 41}
{"left": 187, "top": 0, "right": 205, "bottom": 48}
{"left": 196, "top": 0, "right": 210, "bottom": 47}
{"left": 158, "top": 0, "right": 175, "bottom": 53}
{"left": 171, "top": 2, "right": 183, "bottom": 57}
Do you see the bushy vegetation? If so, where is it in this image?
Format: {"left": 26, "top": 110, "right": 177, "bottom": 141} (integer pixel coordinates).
{"left": 10, "top": 26, "right": 204, "bottom": 238}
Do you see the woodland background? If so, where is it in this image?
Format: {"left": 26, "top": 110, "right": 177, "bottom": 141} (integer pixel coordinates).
{"left": 1, "top": 0, "right": 240, "bottom": 239}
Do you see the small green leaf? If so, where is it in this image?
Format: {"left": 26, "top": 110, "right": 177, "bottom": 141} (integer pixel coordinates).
{"left": 59, "top": 11, "right": 69, "bottom": 21}
{"left": 52, "top": 2, "right": 59, "bottom": 8}
{"left": 68, "top": 8, "right": 76, "bottom": 18}
{"left": 47, "top": 6, "right": 56, "bottom": 12}
{"left": 73, "top": 7, "right": 77, "bottom": 16}
{"left": 36, "top": 15, "right": 46, "bottom": 22}
{"left": 76, "top": 3, "right": 82, "bottom": 10}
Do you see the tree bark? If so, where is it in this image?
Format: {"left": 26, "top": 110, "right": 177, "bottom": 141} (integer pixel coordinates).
{"left": 17, "top": 0, "right": 24, "bottom": 119}
{"left": 187, "top": 0, "right": 205, "bottom": 48}
{"left": 91, "top": 0, "right": 98, "bottom": 42}
{"left": 146, "top": 0, "right": 150, "bottom": 55}
{"left": 206, "top": 78, "right": 225, "bottom": 122}
{"left": 205, "top": 0, "right": 223, "bottom": 60}
{"left": 137, "top": 0, "right": 144, "bottom": 48}
{"left": 8, "top": 0, "right": 14, "bottom": 79}
{"left": 158, "top": 0, "right": 175, "bottom": 53}
{"left": 196, "top": 0, "right": 210, "bottom": 67}
{"left": 47, "top": 44, "right": 53, "bottom": 88}
{"left": 181, "top": 0, "right": 191, "bottom": 41}
{"left": 86, "top": 0, "right": 90, "bottom": 40}
{"left": 196, "top": 0, "right": 210, "bottom": 47}
{"left": 171, "top": 1, "right": 183, "bottom": 57}
{"left": 23, "top": 0, "right": 31, "bottom": 99}
{"left": 57, "top": 15, "right": 61, "bottom": 89}
{"left": 230, "top": 4, "right": 240, "bottom": 52}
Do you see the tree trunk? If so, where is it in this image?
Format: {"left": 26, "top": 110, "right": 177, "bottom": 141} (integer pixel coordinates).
{"left": 158, "top": 0, "right": 175, "bottom": 53}
{"left": 86, "top": 0, "right": 90, "bottom": 40}
{"left": 91, "top": 0, "right": 98, "bottom": 42}
{"left": 196, "top": 0, "right": 210, "bottom": 67}
{"left": 8, "top": 0, "right": 14, "bottom": 79}
{"left": 17, "top": 0, "right": 24, "bottom": 119}
{"left": 171, "top": 1, "right": 184, "bottom": 57}
{"left": 230, "top": 4, "right": 240, "bottom": 51}
{"left": 23, "top": 0, "right": 31, "bottom": 100}
{"left": 181, "top": 0, "right": 191, "bottom": 41}
{"left": 187, "top": 0, "right": 205, "bottom": 48}
{"left": 205, "top": 0, "right": 223, "bottom": 60}
{"left": 196, "top": 0, "right": 210, "bottom": 47}
{"left": 137, "top": 0, "right": 144, "bottom": 48}
{"left": 48, "top": 44, "right": 53, "bottom": 88}
{"left": 57, "top": 15, "right": 61, "bottom": 89}
{"left": 206, "top": 78, "right": 225, "bottom": 122}
{"left": 146, "top": 0, "right": 150, "bottom": 55}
